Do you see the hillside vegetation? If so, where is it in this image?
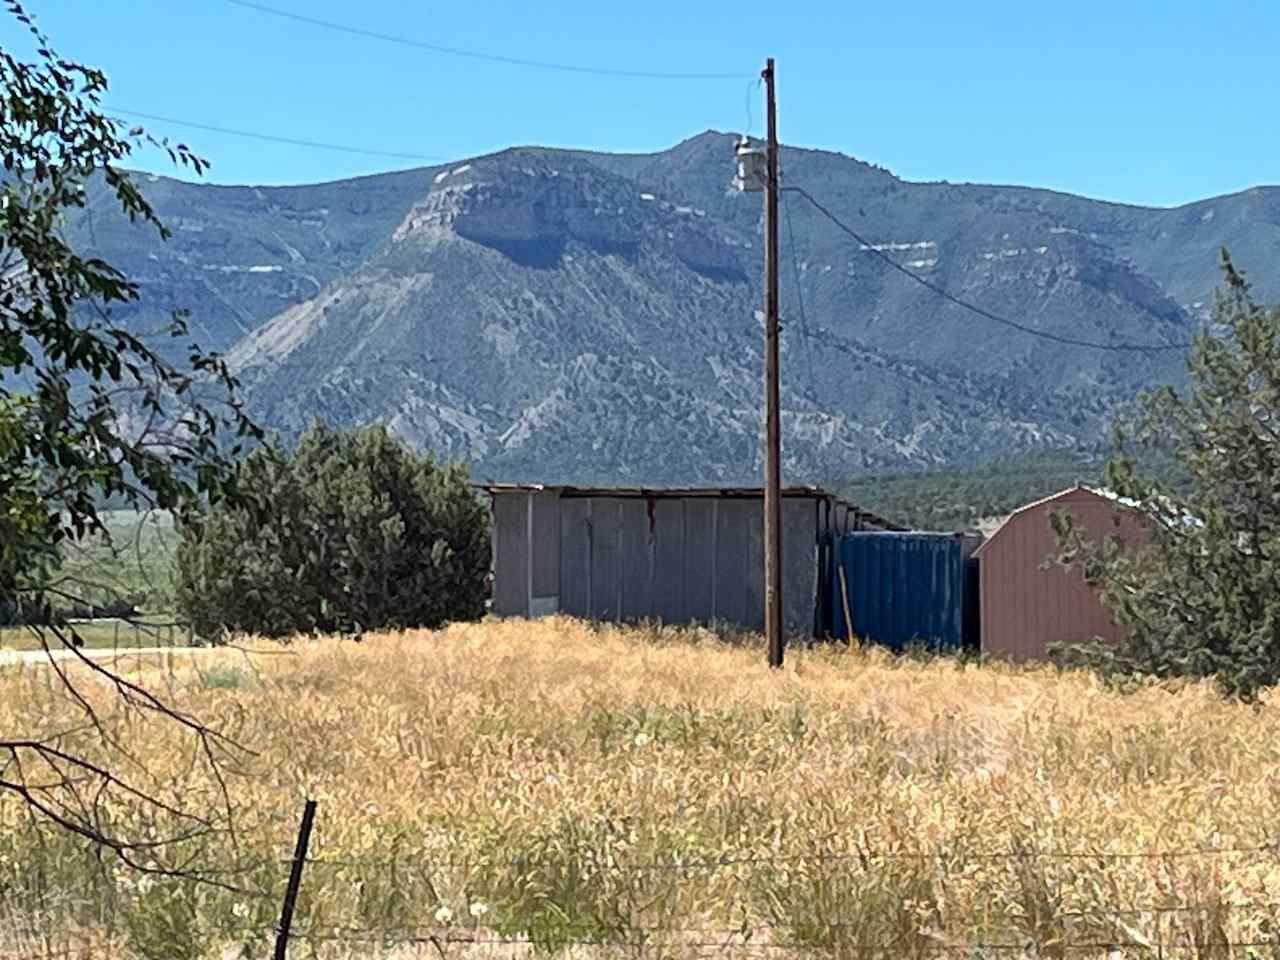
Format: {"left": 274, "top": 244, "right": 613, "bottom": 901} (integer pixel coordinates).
{"left": 71, "top": 131, "right": 1280, "bottom": 483}
{"left": 837, "top": 452, "right": 1104, "bottom": 530}
{"left": 837, "top": 449, "right": 1193, "bottom": 531}
{"left": 6, "top": 619, "right": 1280, "bottom": 958}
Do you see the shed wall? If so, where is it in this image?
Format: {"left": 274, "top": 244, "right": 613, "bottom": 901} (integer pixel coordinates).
{"left": 683, "top": 499, "right": 716, "bottom": 622}
{"left": 831, "top": 532, "right": 981, "bottom": 650}
{"left": 492, "top": 492, "right": 530, "bottom": 617}
{"left": 558, "top": 498, "right": 591, "bottom": 617}
{"left": 978, "top": 489, "right": 1149, "bottom": 662}
{"left": 619, "top": 498, "right": 653, "bottom": 621}
{"left": 530, "top": 491, "right": 561, "bottom": 614}
{"left": 652, "top": 499, "right": 687, "bottom": 624}
{"left": 491, "top": 491, "right": 824, "bottom": 634}
{"left": 715, "top": 499, "right": 752, "bottom": 628}
{"left": 781, "top": 498, "right": 818, "bottom": 635}
{"left": 589, "top": 497, "right": 623, "bottom": 620}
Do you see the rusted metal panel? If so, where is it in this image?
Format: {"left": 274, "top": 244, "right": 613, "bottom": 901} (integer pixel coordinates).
{"left": 976, "top": 487, "right": 1150, "bottom": 662}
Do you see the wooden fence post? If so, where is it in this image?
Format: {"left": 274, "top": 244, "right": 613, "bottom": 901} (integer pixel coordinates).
{"left": 273, "top": 799, "right": 317, "bottom": 960}
{"left": 837, "top": 564, "right": 855, "bottom": 646}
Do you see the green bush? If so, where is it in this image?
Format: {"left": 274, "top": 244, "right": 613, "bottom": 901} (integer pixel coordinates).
{"left": 176, "top": 423, "right": 490, "bottom": 639}
{"left": 195, "top": 664, "right": 249, "bottom": 690}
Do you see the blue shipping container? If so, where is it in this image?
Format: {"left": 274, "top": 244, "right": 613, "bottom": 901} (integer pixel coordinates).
{"left": 829, "top": 532, "right": 982, "bottom": 651}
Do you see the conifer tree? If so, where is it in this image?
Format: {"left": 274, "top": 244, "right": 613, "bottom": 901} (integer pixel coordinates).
{"left": 1053, "top": 251, "right": 1280, "bottom": 700}
{"left": 177, "top": 423, "right": 491, "bottom": 638}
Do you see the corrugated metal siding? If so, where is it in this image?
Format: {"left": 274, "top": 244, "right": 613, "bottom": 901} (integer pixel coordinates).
{"left": 977, "top": 488, "right": 1149, "bottom": 662}
{"left": 715, "top": 499, "right": 752, "bottom": 627}
{"left": 781, "top": 498, "right": 818, "bottom": 636}
{"left": 830, "top": 532, "right": 982, "bottom": 650}
{"left": 619, "top": 498, "right": 653, "bottom": 621}
{"left": 489, "top": 490, "right": 828, "bottom": 634}
{"left": 683, "top": 499, "right": 716, "bottom": 622}
{"left": 530, "top": 491, "right": 560, "bottom": 613}
{"left": 558, "top": 498, "right": 591, "bottom": 617}
{"left": 589, "top": 497, "right": 622, "bottom": 620}
{"left": 492, "top": 491, "right": 530, "bottom": 616}
{"left": 651, "top": 498, "right": 686, "bottom": 624}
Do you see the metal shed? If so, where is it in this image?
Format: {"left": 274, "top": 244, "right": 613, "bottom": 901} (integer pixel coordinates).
{"left": 479, "top": 484, "right": 900, "bottom": 636}
{"left": 973, "top": 484, "right": 1150, "bottom": 662}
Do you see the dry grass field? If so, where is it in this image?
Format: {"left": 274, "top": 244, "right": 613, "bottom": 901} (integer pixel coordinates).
{"left": 5, "top": 617, "right": 1280, "bottom": 959}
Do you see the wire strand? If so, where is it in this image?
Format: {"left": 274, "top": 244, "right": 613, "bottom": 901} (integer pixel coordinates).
{"left": 782, "top": 189, "right": 820, "bottom": 402}
{"left": 285, "top": 901, "right": 1280, "bottom": 941}
{"left": 745, "top": 76, "right": 761, "bottom": 138}
{"left": 219, "top": 0, "right": 751, "bottom": 80}
{"left": 295, "top": 840, "right": 1280, "bottom": 872}
{"left": 782, "top": 185, "right": 1194, "bottom": 354}
{"left": 109, "top": 109, "right": 449, "bottom": 163}
{"left": 282, "top": 926, "right": 1280, "bottom": 955}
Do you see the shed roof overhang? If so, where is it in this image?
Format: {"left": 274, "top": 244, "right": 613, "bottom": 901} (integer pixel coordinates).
{"left": 473, "top": 482, "right": 905, "bottom": 531}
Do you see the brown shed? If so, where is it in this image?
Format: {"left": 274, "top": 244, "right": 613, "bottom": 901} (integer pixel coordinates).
{"left": 974, "top": 484, "right": 1149, "bottom": 662}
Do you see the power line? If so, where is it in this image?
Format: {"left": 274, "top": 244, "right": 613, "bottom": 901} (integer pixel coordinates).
{"left": 744, "top": 76, "right": 761, "bottom": 138}
{"left": 109, "top": 109, "right": 449, "bottom": 163}
{"left": 219, "top": 0, "right": 750, "bottom": 81}
{"left": 782, "top": 189, "right": 819, "bottom": 402}
{"left": 782, "top": 185, "right": 1194, "bottom": 354}
{"left": 103, "top": 110, "right": 1194, "bottom": 360}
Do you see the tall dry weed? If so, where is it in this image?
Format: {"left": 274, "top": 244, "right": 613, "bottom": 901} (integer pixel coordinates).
{"left": 4, "top": 616, "right": 1280, "bottom": 958}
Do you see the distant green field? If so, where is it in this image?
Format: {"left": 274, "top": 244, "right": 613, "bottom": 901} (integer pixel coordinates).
{"left": 56, "top": 509, "right": 180, "bottom": 615}
{"left": 3, "top": 511, "right": 184, "bottom": 646}
{"left": 0, "top": 617, "right": 189, "bottom": 651}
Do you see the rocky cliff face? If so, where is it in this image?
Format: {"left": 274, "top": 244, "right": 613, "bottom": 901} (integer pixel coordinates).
{"left": 67, "top": 132, "right": 1280, "bottom": 483}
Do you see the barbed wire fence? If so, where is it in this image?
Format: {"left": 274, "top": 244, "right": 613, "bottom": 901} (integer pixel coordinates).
{"left": 12, "top": 798, "right": 1280, "bottom": 958}
{"left": 218, "top": 801, "right": 1280, "bottom": 959}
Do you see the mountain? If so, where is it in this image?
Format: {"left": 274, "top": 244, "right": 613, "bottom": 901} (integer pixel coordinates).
{"left": 70, "top": 166, "right": 436, "bottom": 356}
{"left": 65, "top": 132, "right": 1280, "bottom": 484}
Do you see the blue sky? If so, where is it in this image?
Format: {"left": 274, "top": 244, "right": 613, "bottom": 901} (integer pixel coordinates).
{"left": 6, "top": 0, "right": 1278, "bottom": 207}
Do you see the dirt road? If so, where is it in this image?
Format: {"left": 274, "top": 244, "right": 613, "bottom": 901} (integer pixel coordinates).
{"left": 0, "top": 645, "right": 221, "bottom": 669}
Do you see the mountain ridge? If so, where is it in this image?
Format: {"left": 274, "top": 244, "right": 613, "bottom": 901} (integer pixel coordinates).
{"left": 63, "top": 132, "right": 1280, "bottom": 484}
{"left": 113, "top": 129, "right": 1280, "bottom": 214}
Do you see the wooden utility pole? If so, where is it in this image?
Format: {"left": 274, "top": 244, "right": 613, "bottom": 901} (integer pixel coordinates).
{"left": 762, "top": 58, "right": 783, "bottom": 668}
